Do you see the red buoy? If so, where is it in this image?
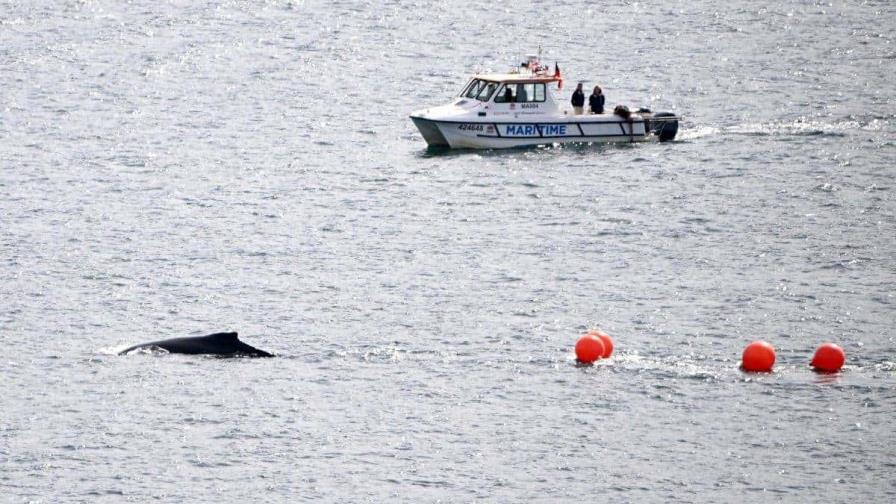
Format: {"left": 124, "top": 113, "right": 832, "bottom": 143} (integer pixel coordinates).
{"left": 811, "top": 343, "right": 845, "bottom": 372}
{"left": 588, "top": 329, "right": 614, "bottom": 358}
{"left": 575, "top": 334, "right": 605, "bottom": 364}
{"left": 741, "top": 340, "right": 776, "bottom": 372}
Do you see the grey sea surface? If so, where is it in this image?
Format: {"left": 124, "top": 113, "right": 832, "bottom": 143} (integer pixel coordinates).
{"left": 2, "top": 1, "right": 895, "bottom": 502}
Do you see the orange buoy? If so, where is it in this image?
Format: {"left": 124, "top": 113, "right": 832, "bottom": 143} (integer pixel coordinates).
{"left": 575, "top": 334, "right": 605, "bottom": 364}
{"left": 741, "top": 340, "right": 776, "bottom": 372}
{"left": 588, "top": 329, "right": 614, "bottom": 358}
{"left": 811, "top": 343, "right": 845, "bottom": 372}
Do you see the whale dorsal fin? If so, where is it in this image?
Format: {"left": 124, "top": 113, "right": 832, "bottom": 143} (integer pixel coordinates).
{"left": 206, "top": 331, "right": 239, "bottom": 342}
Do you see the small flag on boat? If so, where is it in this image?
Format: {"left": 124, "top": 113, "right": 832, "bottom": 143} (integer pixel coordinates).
{"left": 554, "top": 62, "right": 563, "bottom": 89}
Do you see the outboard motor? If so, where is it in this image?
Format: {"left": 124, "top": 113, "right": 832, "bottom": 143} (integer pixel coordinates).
{"left": 649, "top": 111, "right": 679, "bottom": 142}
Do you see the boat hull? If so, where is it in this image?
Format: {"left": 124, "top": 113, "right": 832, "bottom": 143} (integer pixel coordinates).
{"left": 409, "top": 116, "right": 657, "bottom": 149}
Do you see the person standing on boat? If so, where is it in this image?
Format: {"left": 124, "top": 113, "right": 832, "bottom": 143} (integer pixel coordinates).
{"left": 589, "top": 86, "right": 605, "bottom": 114}
{"left": 571, "top": 83, "right": 585, "bottom": 115}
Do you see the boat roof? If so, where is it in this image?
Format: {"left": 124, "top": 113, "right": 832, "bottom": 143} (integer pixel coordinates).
{"left": 472, "top": 73, "right": 562, "bottom": 84}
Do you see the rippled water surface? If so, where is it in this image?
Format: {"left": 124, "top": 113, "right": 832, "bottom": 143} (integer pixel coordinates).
{"left": 2, "top": 1, "right": 895, "bottom": 502}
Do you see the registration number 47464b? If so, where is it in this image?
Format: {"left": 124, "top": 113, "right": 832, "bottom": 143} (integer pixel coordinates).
{"left": 458, "top": 123, "right": 483, "bottom": 131}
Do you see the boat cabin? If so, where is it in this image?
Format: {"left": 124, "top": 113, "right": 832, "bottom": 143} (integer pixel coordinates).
{"left": 457, "top": 74, "right": 562, "bottom": 116}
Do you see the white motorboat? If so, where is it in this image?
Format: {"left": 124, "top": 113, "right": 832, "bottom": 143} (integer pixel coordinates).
{"left": 409, "top": 54, "right": 679, "bottom": 149}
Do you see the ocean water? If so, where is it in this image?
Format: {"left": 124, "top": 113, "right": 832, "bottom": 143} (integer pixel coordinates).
{"left": 2, "top": 1, "right": 895, "bottom": 502}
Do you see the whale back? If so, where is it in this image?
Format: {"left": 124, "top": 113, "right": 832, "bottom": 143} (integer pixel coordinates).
{"left": 119, "top": 332, "right": 273, "bottom": 357}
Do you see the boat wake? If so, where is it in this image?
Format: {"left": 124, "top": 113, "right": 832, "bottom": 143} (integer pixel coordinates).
{"left": 677, "top": 125, "right": 719, "bottom": 141}
{"left": 722, "top": 116, "right": 891, "bottom": 138}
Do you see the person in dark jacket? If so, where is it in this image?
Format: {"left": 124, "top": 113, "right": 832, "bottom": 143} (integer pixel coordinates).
{"left": 571, "top": 83, "right": 585, "bottom": 115}
{"left": 589, "top": 86, "right": 605, "bottom": 114}
{"left": 502, "top": 86, "right": 514, "bottom": 103}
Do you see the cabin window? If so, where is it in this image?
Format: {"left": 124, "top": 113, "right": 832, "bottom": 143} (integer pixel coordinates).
{"left": 475, "top": 82, "right": 498, "bottom": 102}
{"left": 514, "top": 84, "right": 529, "bottom": 102}
{"left": 463, "top": 80, "right": 484, "bottom": 99}
{"left": 534, "top": 83, "right": 545, "bottom": 102}
{"left": 494, "top": 84, "right": 513, "bottom": 103}
{"left": 513, "top": 83, "right": 546, "bottom": 103}
{"left": 459, "top": 79, "right": 476, "bottom": 97}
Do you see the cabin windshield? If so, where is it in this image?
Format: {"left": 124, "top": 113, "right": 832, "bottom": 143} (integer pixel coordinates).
{"left": 460, "top": 79, "right": 498, "bottom": 102}
{"left": 494, "top": 82, "right": 547, "bottom": 103}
